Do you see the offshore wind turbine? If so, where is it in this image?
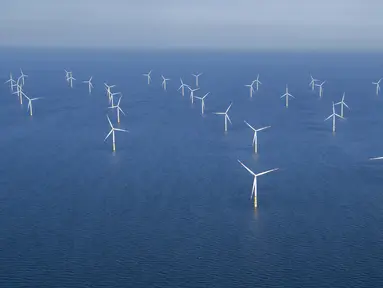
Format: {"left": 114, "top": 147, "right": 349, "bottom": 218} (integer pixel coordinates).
{"left": 67, "top": 74, "right": 76, "bottom": 88}
{"left": 108, "top": 95, "right": 126, "bottom": 123}
{"left": 214, "top": 102, "right": 232, "bottom": 132}
{"left": 178, "top": 78, "right": 189, "bottom": 96}
{"left": 161, "top": 75, "right": 170, "bottom": 91}
{"left": 334, "top": 92, "right": 350, "bottom": 117}
{"left": 19, "top": 69, "right": 27, "bottom": 86}
{"left": 143, "top": 70, "right": 152, "bottom": 85}
{"left": 5, "top": 73, "right": 16, "bottom": 92}
{"left": 315, "top": 80, "right": 326, "bottom": 98}
{"left": 244, "top": 120, "right": 271, "bottom": 154}
{"left": 372, "top": 78, "right": 382, "bottom": 95}
{"left": 13, "top": 84, "right": 24, "bottom": 104}
{"left": 82, "top": 76, "right": 94, "bottom": 94}
{"left": 64, "top": 70, "right": 72, "bottom": 82}
{"left": 188, "top": 87, "right": 199, "bottom": 104}
{"left": 104, "top": 83, "right": 116, "bottom": 102}
{"left": 280, "top": 85, "right": 295, "bottom": 107}
{"left": 325, "top": 102, "right": 344, "bottom": 132}
{"left": 21, "top": 91, "right": 42, "bottom": 116}
{"left": 194, "top": 92, "right": 210, "bottom": 115}
{"left": 109, "top": 92, "right": 121, "bottom": 106}
{"left": 253, "top": 74, "right": 262, "bottom": 91}
{"left": 104, "top": 115, "right": 128, "bottom": 152}
{"left": 245, "top": 82, "right": 255, "bottom": 98}
{"left": 192, "top": 73, "right": 203, "bottom": 87}
{"left": 309, "top": 74, "right": 319, "bottom": 91}
{"left": 237, "top": 159, "right": 278, "bottom": 209}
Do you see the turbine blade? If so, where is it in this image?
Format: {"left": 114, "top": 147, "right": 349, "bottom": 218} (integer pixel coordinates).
{"left": 255, "top": 168, "right": 279, "bottom": 177}
{"left": 114, "top": 128, "right": 129, "bottom": 132}
{"left": 104, "top": 129, "right": 113, "bottom": 141}
{"left": 256, "top": 126, "right": 271, "bottom": 132}
{"left": 107, "top": 115, "right": 113, "bottom": 128}
{"left": 237, "top": 159, "right": 256, "bottom": 176}
{"left": 244, "top": 120, "right": 256, "bottom": 132}
{"left": 370, "top": 156, "right": 383, "bottom": 160}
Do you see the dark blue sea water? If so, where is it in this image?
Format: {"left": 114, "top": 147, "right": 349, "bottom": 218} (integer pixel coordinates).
{"left": 1, "top": 48, "right": 383, "bottom": 287}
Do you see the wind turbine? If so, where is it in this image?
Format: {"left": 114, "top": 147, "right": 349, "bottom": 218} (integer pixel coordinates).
{"left": 309, "top": 74, "right": 319, "bottom": 91}
{"left": 109, "top": 92, "right": 121, "bottom": 106}
{"left": 82, "top": 76, "right": 94, "bottom": 94}
{"left": 64, "top": 70, "right": 71, "bottom": 82}
{"left": 325, "top": 102, "right": 344, "bottom": 132}
{"left": 245, "top": 82, "right": 255, "bottom": 98}
{"left": 315, "top": 80, "right": 326, "bottom": 98}
{"left": 237, "top": 159, "right": 278, "bottom": 209}
{"left": 192, "top": 73, "right": 203, "bottom": 87}
{"left": 214, "top": 102, "right": 232, "bottom": 132}
{"left": 244, "top": 120, "right": 270, "bottom": 154}
{"left": 104, "top": 83, "right": 116, "bottom": 102}
{"left": 5, "top": 73, "right": 16, "bottom": 92}
{"left": 108, "top": 95, "right": 126, "bottom": 123}
{"left": 67, "top": 74, "right": 76, "bottom": 88}
{"left": 104, "top": 115, "right": 128, "bottom": 152}
{"left": 253, "top": 74, "right": 262, "bottom": 91}
{"left": 372, "top": 78, "right": 382, "bottom": 96}
{"left": 334, "top": 92, "right": 350, "bottom": 117}
{"left": 280, "top": 85, "right": 295, "bottom": 108}
{"left": 188, "top": 87, "right": 200, "bottom": 104}
{"left": 194, "top": 92, "right": 210, "bottom": 115}
{"left": 19, "top": 69, "right": 27, "bottom": 86}
{"left": 143, "top": 70, "right": 152, "bottom": 85}
{"left": 12, "top": 84, "right": 25, "bottom": 104}
{"left": 21, "top": 91, "right": 42, "bottom": 116}
{"left": 161, "top": 75, "right": 170, "bottom": 91}
{"left": 178, "top": 78, "right": 189, "bottom": 96}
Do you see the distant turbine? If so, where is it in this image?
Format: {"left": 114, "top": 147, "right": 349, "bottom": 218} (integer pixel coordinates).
{"left": 280, "top": 85, "right": 295, "bottom": 108}
{"left": 325, "top": 102, "right": 344, "bottom": 132}
{"left": 21, "top": 91, "right": 42, "bottom": 116}
{"left": 82, "top": 76, "right": 94, "bottom": 94}
{"left": 104, "top": 115, "right": 129, "bottom": 152}
{"left": 109, "top": 92, "right": 121, "bottom": 107}
{"left": 192, "top": 72, "right": 203, "bottom": 87}
{"left": 178, "top": 78, "right": 190, "bottom": 96}
{"left": 5, "top": 73, "right": 16, "bottom": 92}
{"left": 214, "top": 102, "right": 232, "bottom": 132}
{"left": 108, "top": 95, "right": 126, "bottom": 123}
{"left": 64, "top": 70, "right": 71, "bottom": 82}
{"left": 12, "top": 84, "right": 23, "bottom": 105}
{"left": 19, "top": 69, "right": 27, "bottom": 86}
{"left": 372, "top": 78, "right": 382, "bottom": 96}
{"left": 67, "top": 75, "right": 76, "bottom": 88}
{"left": 253, "top": 74, "right": 262, "bottom": 91}
{"left": 104, "top": 83, "right": 116, "bottom": 102}
{"left": 143, "top": 70, "right": 152, "bottom": 85}
{"left": 315, "top": 80, "right": 326, "bottom": 98}
{"left": 244, "top": 120, "right": 270, "bottom": 154}
{"left": 188, "top": 87, "right": 200, "bottom": 104}
{"left": 161, "top": 75, "right": 170, "bottom": 91}
{"left": 334, "top": 92, "right": 350, "bottom": 117}
{"left": 245, "top": 82, "right": 255, "bottom": 98}
{"left": 237, "top": 159, "right": 278, "bottom": 209}
{"left": 194, "top": 92, "right": 210, "bottom": 115}
{"left": 309, "top": 74, "right": 319, "bottom": 91}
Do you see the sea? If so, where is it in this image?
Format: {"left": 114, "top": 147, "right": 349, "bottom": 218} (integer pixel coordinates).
{"left": 1, "top": 48, "right": 383, "bottom": 287}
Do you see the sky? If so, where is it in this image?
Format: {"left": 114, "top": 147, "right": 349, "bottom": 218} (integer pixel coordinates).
{"left": 0, "top": 0, "right": 382, "bottom": 50}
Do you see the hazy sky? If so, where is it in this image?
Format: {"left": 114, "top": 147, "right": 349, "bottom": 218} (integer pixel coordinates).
{"left": 1, "top": 0, "right": 382, "bottom": 50}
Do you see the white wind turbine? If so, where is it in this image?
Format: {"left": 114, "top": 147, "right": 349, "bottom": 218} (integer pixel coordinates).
{"left": 104, "top": 115, "right": 129, "bottom": 152}
{"left": 104, "top": 83, "right": 116, "bottom": 102}
{"left": 194, "top": 92, "right": 210, "bottom": 115}
{"left": 178, "top": 78, "right": 189, "bottom": 96}
{"left": 253, "top": 74, "right": 262, "bottom": 91}
{"left": 5, "top": 73, "right": 16, "bottom": 92}
{"left": 21, "top": 91, "right": 42, "bottom": 116}
{"left": 108, "top": 95, "right": 126, "bottom": 123}
{"left": 192, "top": 72, "right": 203, "bottom": 87}
{"left": 64, "top": 70, "right": 71, "bottom": 82}
{"left": 315, "top": 80, "right": 326, "bottom": 98}
{"left": 13, "top": 84, "right": 24, "bottom": 105}
{"left": 188, "top": 87, "right": 200, "bottom": 104}
{"left": 214, "top": 102, "right": 233, "bottom": 132}
{"left": 334, "top": 92, "right": 350, "bottom": 117}
{"left": 143, "top": 70, "right": 152, "bottom": 85}
{"left": 82, "top": 76, "right": 94, "bottom": 94}
{"left": 161, "top": 75, "right": 170, "bottom": 91}
{"left": 244, "top": 120, "right": 271, "bottom": 154}
{"left": 309, "top": 74, "right": 319, "bottom": 91}
{"left": 280, "top": 85, "right": 295, "bottom": 108}
{"left": 67, "top": 74, "right": 76, "bottom": 88}
{"left": 372, "top": 78, "right": 382, "bottom": 96}
{"left": 237, "top": 159, "right": 278, "bottom": 209}
{"left": 109, "top": 92, "right": 121, "bottom": 107}
{"left": 19, "top": 69, "right": 27, "bottom": 86}
{"left": 245, "top": 82, "right": 255, "bottom": 98}
{"left": 325, "top": 102, "right": 344, "bottom": 132}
